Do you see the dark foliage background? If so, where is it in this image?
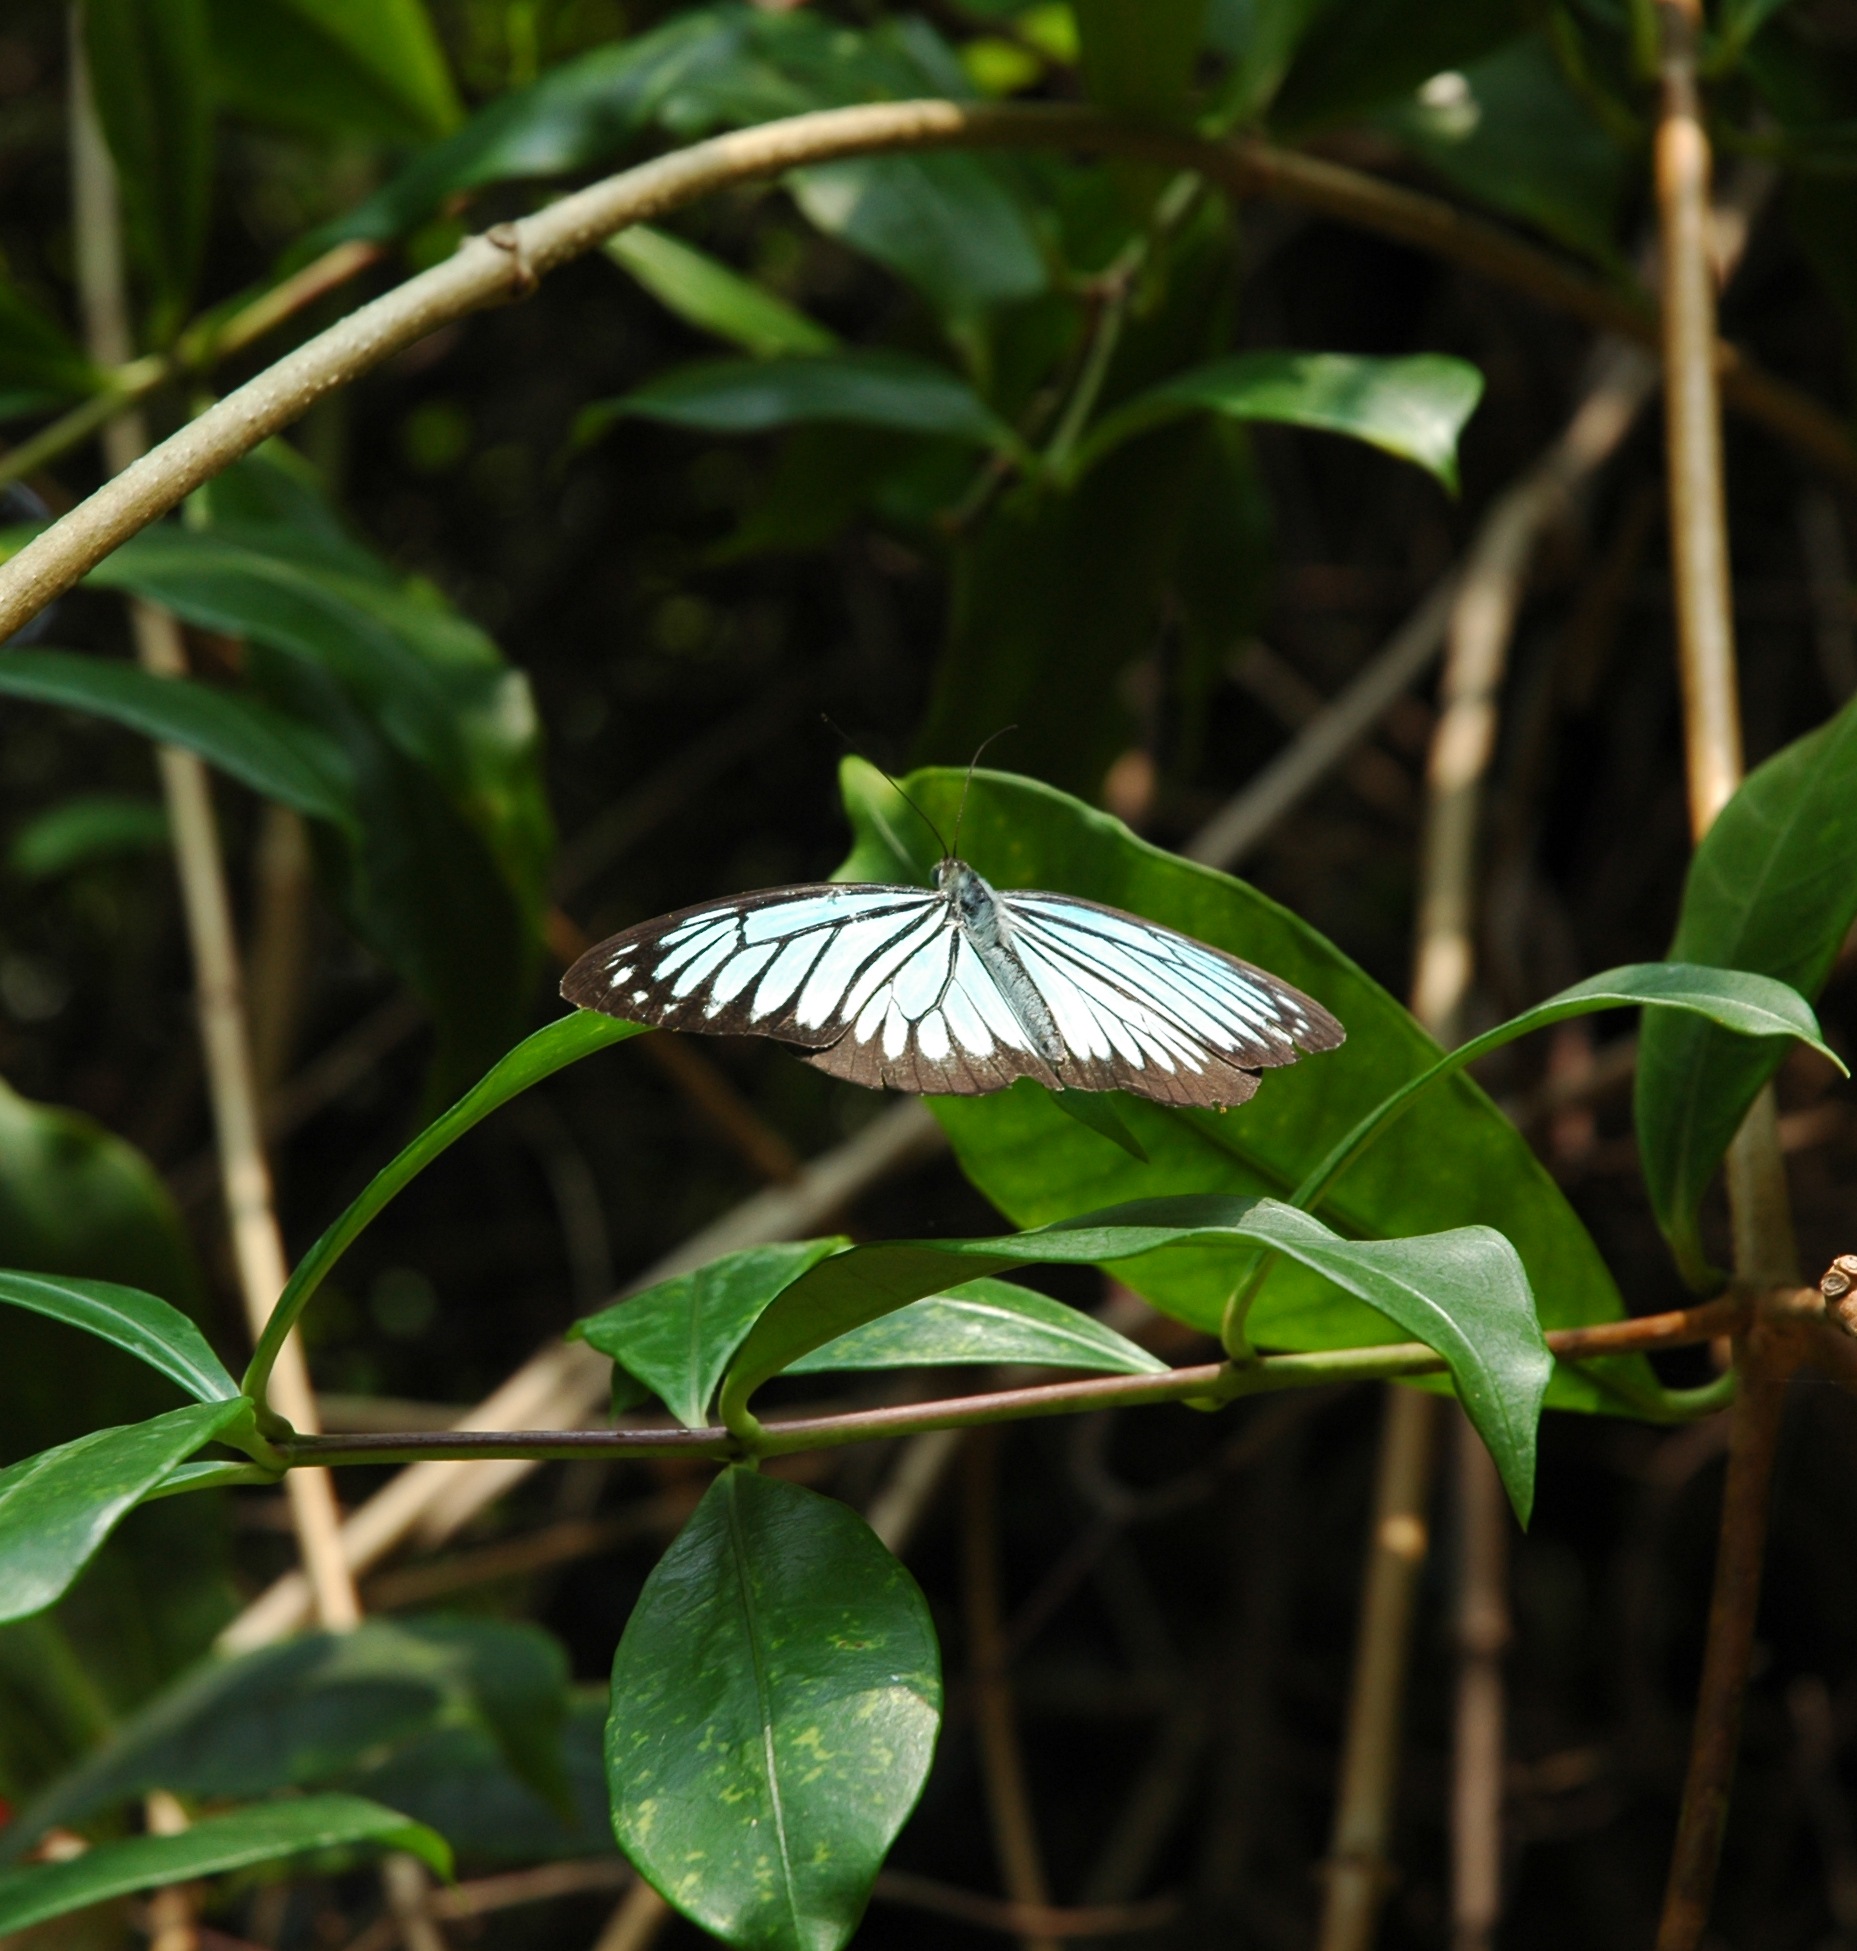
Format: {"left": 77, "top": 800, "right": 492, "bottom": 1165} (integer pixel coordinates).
{"left": 2, "top": 1, "right": 1856, "bottom": 1946}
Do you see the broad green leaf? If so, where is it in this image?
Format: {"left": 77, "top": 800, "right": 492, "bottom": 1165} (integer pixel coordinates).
{"left": 1382, "top": 33, "right": 1629, "bottom": 265}
{"left": 9, "top": 794, "right": 168, "bottom": 879}
{"left": 0, "top": 1401, "right": 253, "bottom": 1624}
{"left": 83, "top": 0, "right": 213, "bottom": 339}
{"left": 787, "top": 1276, "right": 1167, "bottom": 1377}
{"left": 0, "top": 1796, "right": 450, "bottom": 1935}
{"left": 605, "top": 227, "right": 838, "bottom": 358}
{"left": 207, "top": 0, "right": 460, "bottom": 145}
{"left": 721, "top": 1196, "right": 1549, "bottom": 1518}
{"left": 1637, "top": 693, "right": 1857, "bottom": 1284}
{"left": 832, "top": 761, "right": 1654, "bottom": 1416}
{"left": 608, "top": 1468, "right": 940, "bottom": 1951}
{"left": 1204, "top": 0, "right": 1328, "bottom": 124}
{"left": 1046, "top": 1085, "right": 1149, "bottom": 1160}
{"left": 569, "top": 1240, "right": 844, "bottom": 1429}
{"left": 582, "top": 352, "right": 1023, "bottom": 455}
{"left": 248, "top": 1014, "right": 647, "bottom": 1401}
{"left": 786, "top": 153, "right": 1047, "bottom": 316}
{"left": 1271, "top": 0, "right": 1531, "bottom": 134}
{"left": 0, "top": 1273, "right": 237, "bottom": 1406}
{"left": 0, "top": 649, "right": 354, "bottom": 828}
{"left": 6, "top": 1618, "right": 571, "bottom": 1852}
{"left": 1074, "top": 0, "right": 1210, "bottom": 121}
{"left": 1074, "top": 351, "right": 1485, "bottom": 491}
{"left": 0, "top": 281, "right": 101, "bottom": 415}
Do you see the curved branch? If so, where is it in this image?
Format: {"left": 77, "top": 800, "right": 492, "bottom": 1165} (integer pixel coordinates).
{"left": 0, "top": 100, "right": 1850, "bottom": 643}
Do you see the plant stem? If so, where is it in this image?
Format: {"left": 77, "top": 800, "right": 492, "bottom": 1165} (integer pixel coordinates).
{"left": 1652, "top": 5, "right": 1804, "bottom": 1945}
{"left": 1317, "top": 1385, "right": 1439, "bottom": 1951}
{"left": 3, "top": 101, "right": 1851, "bottom": 643}
{"left": 258, "top": 1293, "right": 1764, "bottom": 1474}
{"left": 69, "top": 14, "right": 361, "bottom": 1638}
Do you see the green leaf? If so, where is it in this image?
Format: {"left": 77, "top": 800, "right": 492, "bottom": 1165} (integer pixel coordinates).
{"left": 1303, "top": 962, "right": 1843, "bottom": 1205}
{"left": 1073, "top": 0, "right": 1210, "bottom": 121}
{"left": 0, "top": 1795, "right": 450, "bottom": 1934}
{"left": 787, "top": 1276, "right": 1167, "bottom": 1376}
{"left": 1046, "top": 1085, "right": 1150, "bottom": 1161}
{"left": 0, "top": 649, "right": 354, "bottom": 828}
{"left": 1637, "top": 694, "right": 1857, "bottom": 1283}
{"left": 724, "top": 1197, "right": 1548, "bottom": 1519}
{"left": 0, "top": 280, "right": 102, "bottom": 413}
{"left": 608, "top": 1468, "right": 940, "bottom": 1951}
{"left": 7, "top": 1619, "right": 572, "bottom": 1851}
{"left": 207, "top": 0, "right": 461, "bottom": 145}
{"left": 582, "top": 352, "right": 1023, "bottom": 455}
{"left": 10, "top": 795, "right": 168, "bottom": 879}
{"left": 569, "top": 1240, "right": 845, "bottom": 1429}
{"left": 83, "top": 0, "right": 214, "bottom": 339}
{"left": 605, "top": 227, "right": 839, "bottom": 358}
{"left": 786, "top": 153, "right": 1047, "bottom": 317}
{"left": 0, "top": 1273, "right": 238, "bottom": 1406}
{"left": 248, "top": 1014, "right": 647, "bottom": 1402}
{"left": 1381, "top": 32, "right": 1629, "bottom": 265}
{"left": 0, "top": 1401, "right": 253, "bottom": 1624}
{"left": 832, "top": 760, "right": 1654, "bottom": 1417}
{"left": 1074, "top": 351, "right": 1485, "bottom": 491}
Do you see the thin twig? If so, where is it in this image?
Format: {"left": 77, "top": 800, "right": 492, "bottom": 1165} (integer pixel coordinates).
{"left": 261, "top": 1293, "right": 1769, "bottom": 1471}
{"left": 4, "top": 100, "right": 1852, "bottom": 644}
{"left": 1653, "top": 5, "right": 1804, "bottom": 1943}
{"left": 870, "top": 1869, "right": 1177, "bottom": 1939}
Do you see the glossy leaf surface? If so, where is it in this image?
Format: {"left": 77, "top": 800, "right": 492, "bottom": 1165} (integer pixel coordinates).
{"left": 787, "top": 1276, "right": 1166, "bottom": 1377}
{"left": 725, "top": 1196, "right": 1549, "bottom": 1518}
{"left": 0, "top": 1401, "right": 252, "bottom": 1623}
{"left": 608, "top": 1468, "right": 940, "bottom": 1951}
{"left": 832, "top": 761, "right": 1650, "bottom": 1416}
{"left": 0, "top": 648, "right": 353, "bottom": 828}
{"left": 605, "top": 228, "right": 838, "bottom": 358}
{"left": 570, "top": 1239, "right": 844, "bottom": 1428}
{"left": 207, "top": 0, "right": 460, "bottom": 145}
{"left": 0, "top": 1272, "right": 237, "bottom": 1405}
{"left": 1076, "top": 352, "right": 1485, "bottom": 491}
{"left": 0, "top": 1796, "right": 450, "bottom": 1935}
{"left": 1637, "top": 691, "right": 1857, "bottom": 1282}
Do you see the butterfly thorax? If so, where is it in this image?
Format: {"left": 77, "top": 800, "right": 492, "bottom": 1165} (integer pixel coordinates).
{"left": 936, "top": 857, "right": 1003, "bottom": 945}
{"left": 935, "top": 858, "right": 1064, "bottom": 1062}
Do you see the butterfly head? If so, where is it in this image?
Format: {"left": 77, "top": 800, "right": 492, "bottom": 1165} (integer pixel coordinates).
{"left": 936, "top": 856, "right": 996, "bottom": 925}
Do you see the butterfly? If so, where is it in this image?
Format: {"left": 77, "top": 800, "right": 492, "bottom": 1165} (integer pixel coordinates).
{"left": 561, "top": 851, "right": 1344, "bottom": 1110}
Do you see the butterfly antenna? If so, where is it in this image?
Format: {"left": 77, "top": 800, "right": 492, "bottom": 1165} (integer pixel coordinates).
{"left": 820, "top": 715, "right": 950, "bottom": 862}
{"left": 951, "top": 725, "right": 1016, "bottom": 862}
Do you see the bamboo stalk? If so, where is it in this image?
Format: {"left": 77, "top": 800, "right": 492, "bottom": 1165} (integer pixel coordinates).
{"left": 68, "top": 13, "right": 360, "bottom": 1637}
{"left": 1651, "top": 7, "right": 1804, "bottom": 1946}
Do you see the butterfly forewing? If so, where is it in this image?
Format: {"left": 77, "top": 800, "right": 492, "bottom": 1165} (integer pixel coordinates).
{"left": 561, "top": 870, "right": 1343, "bottom": 1108}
